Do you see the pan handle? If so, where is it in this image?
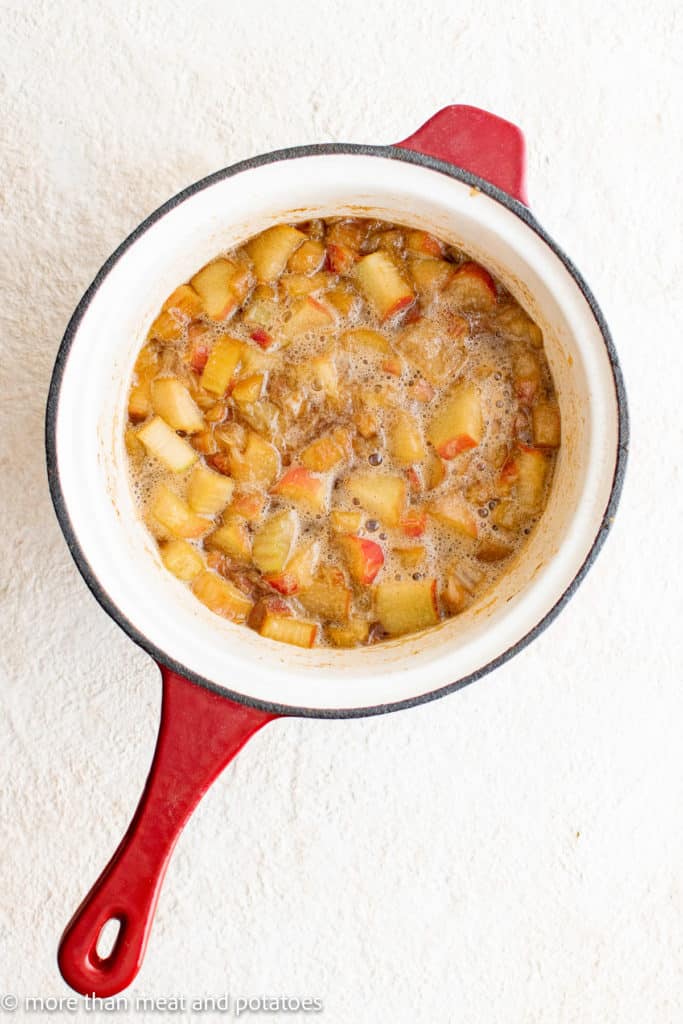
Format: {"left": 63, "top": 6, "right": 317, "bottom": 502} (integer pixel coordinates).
{"left": 58, "top": 668, "right": 277, "bottom": 997}
{"left": 396, "top": 104, "right": 528, "bottom": 205}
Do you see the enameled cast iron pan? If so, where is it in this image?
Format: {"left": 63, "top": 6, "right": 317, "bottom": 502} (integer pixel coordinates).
{"left": 46, "top": 105, "right": 628, "bottom": 996}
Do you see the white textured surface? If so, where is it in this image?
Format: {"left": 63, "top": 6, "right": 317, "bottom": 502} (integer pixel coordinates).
{"left": 1, "top": 1, "right": 681, "bottom": 1022}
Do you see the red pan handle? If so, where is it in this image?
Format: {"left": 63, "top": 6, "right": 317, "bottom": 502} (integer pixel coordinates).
{"left": 396, "top": 104, "right": 528, "bottom": 205}
{"left": 58, "top": 667, "right": 277, "bottom": 997}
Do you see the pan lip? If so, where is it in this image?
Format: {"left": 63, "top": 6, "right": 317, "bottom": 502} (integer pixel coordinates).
{"left": 45, "top": 142, "right": 629, "bottom": 720}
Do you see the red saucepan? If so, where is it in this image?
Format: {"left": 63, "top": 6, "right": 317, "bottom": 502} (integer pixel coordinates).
{"left": 47, "top": 105, "right": 628, "bottom": 995}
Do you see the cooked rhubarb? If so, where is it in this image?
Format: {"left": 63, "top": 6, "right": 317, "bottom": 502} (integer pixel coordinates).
{"left": 151, "top": 379, "right": 205, "bottom": 433}
{"left": 200, "top": 336, "right": 244, "bottom": 395}
{"left": 127, "top": 215, "right": 559, "bottom": 647}
{"left": 271, "top": 467, "right": 329, "bottom": 515}
{"left": 151, "top": 485, "right": 211, "bottom": 539}
{"left": 192, "top": 571, "right": 253, "bottom": 621}
{"left": 191, "top": 259, "right": 251, "bottom": 320}
{"left": 337, "top": 535, "right": 384, "bottom": 585}
{"left": 374, "top": 579, "right": 439, "bottom": 636}
{"left": 246, "top": 225, "right": 307, "bottom": 282}
{"left": 187, "top": 465, "right": 235, "bottom": 516}
{"left": 257, "top": 612, "right": 318, "bottom": 648}
{"left": 159, "top": 539, "right": 204, "bottom": 580}
{"left": 354, "top": 251, "right": 414, "bottom": 320}
{"left": 138, "top": 416, "right": 198, "bottom": 473}
{"left": 428, "top": 383, "right": 483, "bottom": 459}
{"left": 345, "top": 474, "right": 407, "bottom": 527}
{"left": 206, "top": 516, "right": 252, "bottom": 562}
{"left": 252, "top": 510, "right": 298, "bottom": 574}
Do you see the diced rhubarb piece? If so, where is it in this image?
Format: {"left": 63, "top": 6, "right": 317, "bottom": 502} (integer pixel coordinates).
{"left": 300, "top": 429, "right": 349, "bottom": 472}
{"left": 200, "top": 336, "right": 244, "bottom": 395}
{"left": 516, "top": 444, "right": 548, "bottom": 513}
{"left": 310, "top": 354, "right": 339, "bottom": 399}
{"left": 191, "top": 570, "right": 253, "bottom": 621}
{"left": 124, "top": 427, "right": 144, "bottom": 458}
{"left": 299, "top": 582, "right": 351, "bottom": 622}
{"left": 337, "top": 535, "right": 384, "bottom": 585}
{"left": 353, "top": 408, "right": 379, "bottom": 439}
{"left": 204, "top": 401, "right": 229, "bottom": 424}
{"left": 424, "top": 451, "right": 446, "bottom": 490}
{"left": 151, "top": 378, "right": 205, "bottom": 433}
{"left": 249, "top": 328, "right": 273, "bottom": 349}
{"left": 192, "top": 429, "right": 219, "bottom": 456}
{"left": 498, "top": 454, "right": 519, "bottom": 495}
{"left": 327, "top": 619, "right": 370, "bottom": 647}
{"left": 246, "top": 225, "right": 307, "bottom": 282}
{"left": 406, "top": 467, "right": 423, "bottom": 495}
{"left": 284, "top": 539, "right": 319, "bottom": 590}
{"left": 408, "top": 257, "right": 454, "bottom": 299}
{"left": 325, "top": 285, "right": 359, "bottom": 318}
{"left": 342, "top": 327, "right": 391, "bottom": 357}
{"left": 393, "top": 545, "right": 426, "bottom": 570}
{"left": 242, "top": 291, "right": 279, "bottom": 329}
{"left": 191, "top": 259, "right": 251, "bottom": 320}
{"left": 395, "top": 317, "right": 466, "bottom": 384}
{"left": 445, "top": 261, "right": 497, "bottom": 311}
{"left": 513, "top": 349, "right": 541, "bottom": 405}
{"left": 532, "top": 401, "right": 561, "bottom": 448}
{"left": 428, "top": 492, "right": 478, "bottom": 539}
{"left": 442, "top": 574, "right": 468, "bottom": 614}
{"left": 410, "top": 377, "right": 436, "bottom": 404}
{"left": 279, "top": 271, "right": 331, "bottom": 300}
{"left": 151, "top": 485, "right": 211, "bottom": 538}
{"left": 388, "top": 411, "right": 426, "bottom": 464}
{"left": 326, "top": 218, "right": 368, "bottom": 251}
{"left": 264, "top": 572, "right": 298, "bottom": 596}
{"left": 287, "top": 239, "right": 326, "bottom": 275}
{"left": 495, "top": 303, "right": 543, "bottom": 347}
{"left": 257, "top": 612, "right": 317, "bottom": 648}
{"left": 187, "top": 464, "right": 234, "bottom": 516}
{"left": 400, "top": 509, "right": 427, "bottom": 538}
{"left": 345, "top": 473, "right": 406, "bottom": 527}
{"left": 330, "top": 510, "right": 363, "bottom": 534}
{"left": 374, "top": 579, "right": 439, "bottom": 636}
{"left": 239, "top": 346, "right": 274, "bottom": 377}
{"left": 207, "top": 515, "right": 252, "bottom": 562}
{"left": 128, "top": 384, "right": 152, "bottom": 423}
{"left": 128, "top": 345, "right": 159, "bottom": 421}
{"left": 162, "top": 284, "right": 204, "bottom": 320}
{"left": 186, "top": 323, "right": 212, "bottom": 373}
{"left": 405, "top": 230, "right": 444, "bottom": 258}
{"left": 229, "top": 490, "right": 267, "bottom": 521}
{"left": 326, "top": 242, "right": 356, "bottom": 274}
{"left": 476, "top": 538, "right": 514, "bottom": 562}
{"left": 282, "top": 296, "right": 336, "bottom": 340}
{"left": 138, "top": 416, "right": 198, "bottom": 472}
{"left": 229, "top": 432, "right": 280, "bottom": 488}
{"left": 159, "top": 539, "right": 204, "bottom": 580}
{"left": 490, "top": 499, "right": 523, "bottom": 530}
{"left": 232, "top": 373, "right": 265, "bottom": 405}
{"left": 354, "top": 251, "right": 415, "bottom": 320}
{"left": 252, "top": 509, "right": 298, "bottom": 574}
{"left": 372, "top": 228, "right": 404, "bottom": 255}
{"left": 428, "top": 382, "right": 483, "bottom": 458}
{"left": 271, "top": 467, "right": 329, "bottom": 514}
{"left": 149, "top": 309, "right": 184, "bottom": 342}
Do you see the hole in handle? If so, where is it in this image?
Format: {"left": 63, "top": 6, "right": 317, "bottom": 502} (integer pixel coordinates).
{"left": 95, "top": 917, "right": 123, "bottom": 964}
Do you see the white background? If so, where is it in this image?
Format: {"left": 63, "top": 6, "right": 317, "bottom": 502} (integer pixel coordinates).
{"left": 1, "top": 1, "right": 682, "bottom": 1022}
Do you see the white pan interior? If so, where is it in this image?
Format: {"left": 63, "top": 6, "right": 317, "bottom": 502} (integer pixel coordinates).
{"left": 52, "top": 152, "right": 620, "bottom": 712}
